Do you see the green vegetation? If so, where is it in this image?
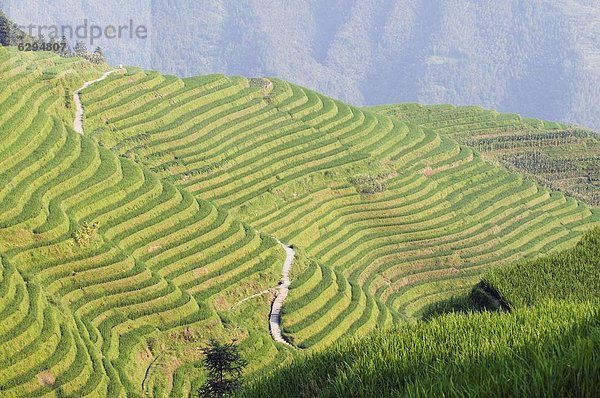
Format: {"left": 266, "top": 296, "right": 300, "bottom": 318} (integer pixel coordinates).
{"left": 348, "top": 173, "right": 389, "bottom": 195}
{"left": 0, "top": 255, "right": 112, "bottom": 397}
{"left": 480, "top": 228, "right": 600, "bottom": 309}
{"left": 0, "top": 12, "right": 105, "bottom": 64}
{"left": 240, "top": 229, "right": 600, "bottom": 397}
{"left": 199, "top": 339, "right": 247, "bottom": 398}
{"left": 240, "top": 301, "right": 599, "bottom": 398}
{"left": 0, "top": 45, "right": 598, "bottom": 397}
{"left": 82, "top": 66, "right": 600, "bottom": 351}
{"left": 423, "top": 228, "right": 600, "bottom": 317}
{"left": 372, "top": 103, "right": 600, "bottom": 207}
{"left": 0, "top": 47, "right": 292, "bottom": 396}
{"left": 73, "top": 221, "right": 100, "bottom": 247}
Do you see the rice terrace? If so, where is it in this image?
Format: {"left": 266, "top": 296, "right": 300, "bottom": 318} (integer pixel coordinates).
{"left": 0, "top": 4, "right": 599, "bottom": 398}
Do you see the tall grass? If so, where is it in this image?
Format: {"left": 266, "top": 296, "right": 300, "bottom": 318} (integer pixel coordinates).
{"left": 481, "top": 228, "right": 600, "bottom": 309}
{"left": 240, "top": 301, "right": 599, "bottom": 398}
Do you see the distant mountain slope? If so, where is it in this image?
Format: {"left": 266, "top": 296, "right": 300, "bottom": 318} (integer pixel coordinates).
{"left": 0, "top": 10, "right": 34, "bottom": 46}
{"left": 0, "top": 48, "right": 291, "bottom": 397}
{"left": 3, "top": 0, "right": 600, "bottom": 130}
{"left": 371, "top": 103, "right": 600, "bottom": 207}
{"left": 81, "top": 66, "right": 600, "bottom": 349}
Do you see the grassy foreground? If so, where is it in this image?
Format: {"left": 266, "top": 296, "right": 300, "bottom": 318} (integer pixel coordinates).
{"left": 239, "top": 229, "right": 600, "bottom": 397}
{"left": 240, "top": 301, "right": 599, "bottom": 398}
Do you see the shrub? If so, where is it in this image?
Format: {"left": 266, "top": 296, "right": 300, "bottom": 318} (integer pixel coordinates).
{"left": 73, "top": 221, "right": 99, "bottom": 247}
{"left": 348, "top": 174, "right": 388, "bottom": 195}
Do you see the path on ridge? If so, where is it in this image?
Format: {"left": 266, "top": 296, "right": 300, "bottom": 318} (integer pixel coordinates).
{"left": 73, "top": 69, "right": 117, "bottom": 134}
{"left": 73, "top": 67, "right": 297, "bottom": 347}
{"left": 269, "top": 241, "right": 296, "bottom": 346}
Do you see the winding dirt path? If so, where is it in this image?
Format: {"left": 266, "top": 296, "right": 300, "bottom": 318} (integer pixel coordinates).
{"left": 269, "top": 241, "right": 296, "bottom": 346}
{"left": 73, "top": 70, "right": 117, "bottom": 134}
{"left": 229, "top": 289, "right": 273, "bottom": 310}
{"left": 74, "top": 67, "right": 297, "bottom": 348}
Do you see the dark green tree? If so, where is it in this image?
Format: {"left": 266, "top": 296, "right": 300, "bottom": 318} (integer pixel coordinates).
{"left": 59, "top": 36, "right": 71, "bottom": 56}
{"left": 198, "top": 339, "right": 247, "bottom": 398}
{"left": 0, "top": 11, "right": 10, "bottom": 46}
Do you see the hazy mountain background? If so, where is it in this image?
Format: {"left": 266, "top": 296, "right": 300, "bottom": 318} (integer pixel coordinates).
{"left": 3, "top": 0, "right": 599, "bottom": 130}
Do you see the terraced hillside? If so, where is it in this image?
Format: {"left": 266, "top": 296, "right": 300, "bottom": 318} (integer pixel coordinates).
{"left": 372, "top": 104, "right": 600, "bottom": 207}
{"left": 241, "top": 229, "right": 600, "bottom": 397}
{"left": 82, "top": 68, "right": 600, "bottom": 349}
{"left": 0, "top": 48, "right": 294, "bottom": 397}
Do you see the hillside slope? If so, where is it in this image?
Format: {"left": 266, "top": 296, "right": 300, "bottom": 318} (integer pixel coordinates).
{"left": 2, "top": 48, "right": 599, "bottom": 396}
{"left": 480, "top": 228, "right": 600, "bottom": 309}
{"left": 81, "top": 67, "right": 600, "bottom": 349}
{"left": 372, "top": 103, "right": 600, "bottom": 207}
{"left": 0, "top": 48, "right": 292, "bottom": 397}
{"left": 240, "top": 301, "right": 599, "bottom": 397}
{"left": 240, "top": 229, "right": 600, "bottom": 397}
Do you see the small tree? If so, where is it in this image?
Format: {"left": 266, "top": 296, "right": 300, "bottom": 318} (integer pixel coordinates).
{"left": 199, "top": 339, "right": 247, "bottom": 398}
{"left": 0, "top": 11, "right": 10, "bottom": 46}
{"left": 92, "top": 46, "right": 105, "bottom": 64}
{"left": 59, "top": 36, "right": 71, "bottom": 56}
{"left": 74, "top": 40, "right": 87, "bottom": 57}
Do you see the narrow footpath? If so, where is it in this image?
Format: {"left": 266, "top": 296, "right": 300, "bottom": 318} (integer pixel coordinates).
{"left": 74, "top": 67, "right": 297, "bottom": 348}
{"left": 269, "top": 241, "right": 296, "bottom": 346}
{"left": 73, "top": 70, "right": 116, "bottom": 134}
